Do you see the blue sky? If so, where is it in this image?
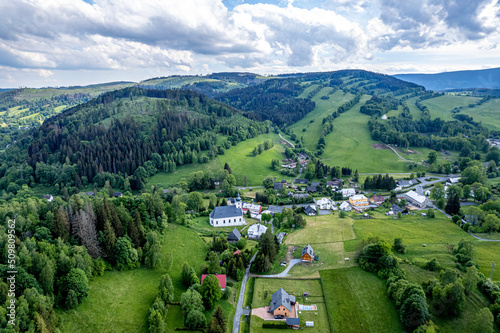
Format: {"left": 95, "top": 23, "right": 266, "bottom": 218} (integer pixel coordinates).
{"left": 0, "top": 0, "right": 499, "bottom": 88}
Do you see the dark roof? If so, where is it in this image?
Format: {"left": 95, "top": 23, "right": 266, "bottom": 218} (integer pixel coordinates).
{"left": 391, "top": 204, "right": 404, "bottom": 214}
{"left": 270, "top": 288, "right": 294, "bottom": 312}
{"left": 86, "top": 192, "right": 95, "bottom": 196}
{"left": 42, "top": 194, "right": 52, "bottom": 199}
{"left": 274, "top": 182, "right": 284, "bottom": 191}
{"left": 371, "top": 195, "right": 385, "bottom": 203}
{"left": 277, "top": 232, "right": 286, "bottom": 244}
{"left": 304, "top": 205, "right": 316, "bottom": 215}
{"left": 286, "top": 318, "right": 300, "bottom": 326}
{"left": 227, "top": 228, "right": 242, "bottom": 242}
{"left": 306, "top": 185, "right": 318, "bottom": 192}
{"left": 311, "top": 182, "right": 320, "bottom": 187}
{"left": 295, "top": 178, "right": 309, "bottom": 184}
{"left": 210, "top": 206, "right": 243, "bottom": 219}
{"left": 281, "top": 180, "right": 287, "bottom": 183}
{"left": 302, "top": 244, "right": 314, "bottom": 257}
{"left": 113, "top": 192, "right": 123, "bottom": 197}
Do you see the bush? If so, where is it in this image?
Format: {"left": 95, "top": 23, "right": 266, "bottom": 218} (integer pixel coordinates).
{"left": 262, "top": 321, "right": 288, "bottom": 329}
{"left": 424, "top": 258, "right": 440, "bottom": 271}
{"left": 392, "top": 238, "right": 407, "bottom": 254}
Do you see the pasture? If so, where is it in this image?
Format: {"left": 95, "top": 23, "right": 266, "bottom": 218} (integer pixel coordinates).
{"left": 420, "top": 95, "right": 481, "bottom": 121}
{"left": 58, "top": 225, "right": 209, "bottom": 332}
{"left": 320, "top": 267, "right": 404, "bottom": 333}
{"left": 250, "top": 278, "right": 330, "bottom": 333}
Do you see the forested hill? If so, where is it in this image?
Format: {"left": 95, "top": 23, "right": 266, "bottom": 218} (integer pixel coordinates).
{"left": 394, "top": 67, "right": 500, "bottom": 90}
{"left": 1, "top": 87, "right": 271, "bottom": 194}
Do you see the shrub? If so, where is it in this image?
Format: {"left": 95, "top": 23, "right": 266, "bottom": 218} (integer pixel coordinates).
{"left": 424, "top": 258, "right": 440, "bottom": 271}
{"left": 262, "top": 321, "right": 288, "bottom": 329}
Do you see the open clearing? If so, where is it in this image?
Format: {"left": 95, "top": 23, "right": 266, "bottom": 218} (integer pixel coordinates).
{"left": 320, "top": 267, "right": 404, "bottom": 333}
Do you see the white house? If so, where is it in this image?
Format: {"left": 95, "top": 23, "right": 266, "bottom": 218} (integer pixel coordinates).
{"left": 339, "top": 201, "right": 352, "bottom": 212}
{"left": 341, "top": 188, "right": 356, "bottom": 198}
{"left": 247, "top": 223, "right": 268, "bottom": 239}
{"left": 209, "top": 206, "right": 246, "bottom": 227}
{"left": 405, "top": 190, "right": 428, "bottom": 208}
{"left": 242, "top": 202, "right": 262, "bottom": 215}
{"left": 315, "top": 197, "right": 336, "bottom": 210}
{"left": 43, "top": 194, "right": 54, "bottom": 202}
{"left": 446, "top": 177, "right": 460, "bottom": 186}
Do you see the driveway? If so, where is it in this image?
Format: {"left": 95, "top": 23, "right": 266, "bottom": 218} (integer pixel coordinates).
{"left": 232, "top": 252, "right": 257, "bottom": 333}
{"left": 260, "top": 259, "right": 303, "bottom": 278}
{"left": 469, "top": 232, "right": 500, "bottom": 242}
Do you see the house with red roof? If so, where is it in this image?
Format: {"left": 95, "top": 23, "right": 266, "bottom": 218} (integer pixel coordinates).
{"left": 201, "top": 274, "right": 226, "bottom": 291}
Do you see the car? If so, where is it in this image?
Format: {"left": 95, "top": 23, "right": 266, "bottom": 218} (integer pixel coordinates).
{"left": 280, "top": 261, "right": 287, "bottom": 266}
{"left": 274, "top": 315, "right": 284, "bottom": 319}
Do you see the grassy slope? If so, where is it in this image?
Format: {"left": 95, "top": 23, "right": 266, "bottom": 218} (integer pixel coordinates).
{"left": 320, "top": 267, "right": 404, "bottom": 333}
{"left": 421, "top": 95, "right": 481, "bottom": 121}
{"left": 148, "top": 132, "right": 287, "bottom": 187}
{"left": 460, "top": 98, "right": 500, "bottom": 130}
{"left": 58, "top": 225, "right": 208, "bottom": 333}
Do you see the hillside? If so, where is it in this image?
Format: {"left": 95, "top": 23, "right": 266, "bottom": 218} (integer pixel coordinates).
{"left": 395, "top": 67, "right": 500, "bottom": 90}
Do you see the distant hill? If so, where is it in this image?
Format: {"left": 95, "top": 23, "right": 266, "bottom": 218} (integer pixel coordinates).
{"left": 394, "top": 67, "right": 500, "bottom": 91}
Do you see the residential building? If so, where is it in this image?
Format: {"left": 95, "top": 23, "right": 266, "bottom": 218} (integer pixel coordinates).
{"left": 274, "top": 182, "right": 284, "bottom": 191}
{"left": 295, "top": 179, "right": 309, "bottom": 184}
{"left": 242, "top": 202, "right": 262, "bottom": 215}
{"left": 247, "top": 223, "right": 268, "bottom": 239}
{"left": 269, "top": 288, "right": 296, "bottom": 317}
{"left": 315, "top": 197, "right": 336, "bottom": 210}
{"left": 292, "top": 193, "right": 310, "bottom": 200}
{"left": 227, "top": 228, "right": 241, "bottom": 243}
{"left": 339, "top": 201, "right": 352, "bottom": 212}
{"left": 306, "top": 185, "right": 318, "bottom": 192}
{"left": 303, "top": 205, "right": 317, "bottom": 216}
{"left": 415, "top": 185, "right": 425, "bottom": 196}
{"left": 43, "top": 194, "right": 54, "bottom": 202}
{"left": 390, "top": 204, "right": 404, "bottom": 215}
{"left": 349, "top": 194, "right": 369, "bottom": 209}
{"left": 201, "top": 274, "right": 226, "bottom": 291}
{"left": 113, "top": 192, "right": 123, "bottom": 198}
{"left": 277, "top": 232, "right": 287, "bottom": 244}
{"left": 370, "top": 195, "right": 385, "bottom": 206}
{"left": 326, "top": 178, "right": 343, "bottom": 189}
{"left": 446, "top": 177, "right": 460, "bottom": 186}
{"left": 209, "top": 206, "right": 245, "bottom": 227}
{"left": 396, "top": 179, "right": 417, "bottom": 188}
{"left": 302, "top": 244, "right": 314, "bottom": 262}
{"left": 341, "top": 188, "right": 356, "bottom": 198}
{"left": 405, "top": 190, "right": 428, "bottom": 208}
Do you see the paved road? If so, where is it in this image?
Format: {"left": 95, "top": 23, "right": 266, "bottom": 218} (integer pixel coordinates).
{"left": 233, "top": 252, "right": 257, "bottom": 333}
{"left": 469, "top": 232, "right": 500, "bottom": 242}
{"left": 291, "top": 168, "right": 303, "bottom": 189}
{"left": 260, "top": 259, "right": 303, "bottom": 278}
{"left": 279, "top": 133, "right": 295, "bottom": 148}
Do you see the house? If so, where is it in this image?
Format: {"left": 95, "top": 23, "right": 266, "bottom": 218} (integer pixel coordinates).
{"left": 86, "top": 192, "right": 95, "bottom": 196}
{"left": 446, "top": 177, "right": 460, "bottom": 186}
{"left": 302, "top": 244, "right": 314, "bottom": 262}
{"left": 341, "top": 188, "right": 356, "bottom": 198}
{"left": 415, "top": 185, "right": 425, "bottom": 196}
{"left": 306, "top": 185, "right": 318, "bottom": 192}
{"left": 227, "top": 228, "right": 241, "bottom": 243}
{"left": 370, "top": 195, "right": 385, "bottom": 206}
{"left": 315, "top": 197, "right": 336, "bottom": 210}
{"left": 228, "top": 193, "right": 243, "bottom": 208}
{"left": 405, "top": 190, "right": 428, "bottom": 208}
{"left": 396, "top": 179, "right": 417, "bottom": 188}
{"left": 233, "top": 249, "right": 241, "bottom": 256}
{"left": 269, "top": 288, "right": 296, "bottom": 317}
{"left": 274, "top": 182, "right": 284, "bottom": 191}
{"left": 242, "top": 202, "right": 262, "bottom": 215}
{"left": 293, "top": 193, "right": 310, "bottom": 200}
{"left": 303, "top": 205, "right": 317, "bottom": 216}
{"left": 113, "top": 192, "right": 123, "bottom": 198}
{"left": 247, "top": 223, "right": 268, "bottom": 239}
{"left": 295, "top": 179, "right": 309, "bottom": 184}
{"left": 349, "top": 194, "right": 369, "bottom": 210}
{"left": 326, "top": 178, "right": 343, "bottom": 189}
{"left": 381, "top": 114, "right": 388, "bottom": 120}
{"left": 390, "top": 204, "right": 405, "bottom": 215}
{"left": 277, "top": 232, "right": 287, "bottom": 244}
{"left": 42, "top": 194, "right": 54, "bottom": 202}
{"left": 286, "top": 318, "right": 300, "bottom": 328}
{"left": 209, "top": 206, "right": 246, "bottom": 227}
{"left": 201, "top": 274, "right": 226, "bottom": 291}
{"left": 281, "top": 180, "right": 287, "bottom": 183}
{"left": 339, "top": 201, "right": 352, "bottom": 212}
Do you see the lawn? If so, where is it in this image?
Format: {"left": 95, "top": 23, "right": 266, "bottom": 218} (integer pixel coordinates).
{"left": 345, "top": 212, "right": 500, "bottom": 280}
{"left": 283, "top": 214, "right": 357, "bottom": 277}
{"left": 320, "top": 267, "right": 403, "bottom": 333}
{"left": 58, "top": 224, "right": 209, "bottom": 332}
{"left": 147, "top": 132, "right": 287, "bottom": 188}
{"left": 250, "top": 278, "right": 330, "bottom": 333}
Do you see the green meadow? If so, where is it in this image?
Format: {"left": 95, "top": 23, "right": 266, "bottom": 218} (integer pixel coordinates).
{"left": 421, "top": 95, "right": 481, "bottom": 121}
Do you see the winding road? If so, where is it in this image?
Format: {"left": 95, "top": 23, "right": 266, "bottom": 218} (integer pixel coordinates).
{"left": 279, "top": 133, "right": 295, "bottom": 148}
{"left": 469, "top": 232, "right": 500, "bottom": 242}
{"left": 259, "top": 258, "right": 303, "bottom": 278}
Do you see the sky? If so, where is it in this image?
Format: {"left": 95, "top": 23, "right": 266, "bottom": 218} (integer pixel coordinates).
{"left": 0, "top": 0, "right": 499, "bottom": 88}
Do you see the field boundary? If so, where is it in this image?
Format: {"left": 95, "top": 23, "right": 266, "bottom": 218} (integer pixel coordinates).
{"left": 319, "top": 273, "right": 335, "bottom": 333}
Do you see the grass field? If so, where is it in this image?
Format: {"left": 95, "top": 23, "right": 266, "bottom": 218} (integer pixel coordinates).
{"left": 147, "top": 133, "right": 287, "bottom": 188}
{"left": 251, "top": 278, "right": 330, "bottom": 333}
{"left": 320, "top": 267, "right": 404, "bottom": 333}
{"left": 421, "top": 95, "right": 481, "bottom": 121}
{"left": 345, "top": 212, "right": 500, "bottom": 280}
{"left": 459, "top": 98, "right": 500, "bottom": 130}
{"left": 58, "top": 225, "right": 209, "bottom": 332}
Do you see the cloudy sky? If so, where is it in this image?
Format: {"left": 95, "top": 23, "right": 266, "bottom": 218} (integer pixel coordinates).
{"left": 1, "top": 0, "right": 499, "bottom": 88}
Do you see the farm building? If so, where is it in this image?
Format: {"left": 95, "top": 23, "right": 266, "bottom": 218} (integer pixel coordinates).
{"left": 269, "top": 288, "right": 296, "bottom": 317}
{"left": 302, "top": 244, "right": 314, "bottom": 262}
{"left": 209, "top": 206, "right": 246, "bottom": 227}
{"left": 201, "top": 274, "right": 226, "bottom": 291}
{"left": 227, "top": 228, "right": 241, "bottom": 243}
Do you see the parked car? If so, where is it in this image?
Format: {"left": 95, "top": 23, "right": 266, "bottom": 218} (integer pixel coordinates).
{"left": 274, "top": 315, "right": 284, "bottom": 319}
{"left": 280, "top": 261, "right": 287, "bottom": 266}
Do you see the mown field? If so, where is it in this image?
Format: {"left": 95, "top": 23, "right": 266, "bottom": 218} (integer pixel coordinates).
{"left": 58, "top": 225, "right": 211, "bottom": 333}
{"left": 250, "top": 278, "right": 330, "bottom": 333}
{"left": 320, "top": 267, "right": 404, "bottom": 333}
{"left": 147, "top": 132, "right": 288, "bottom": 188}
